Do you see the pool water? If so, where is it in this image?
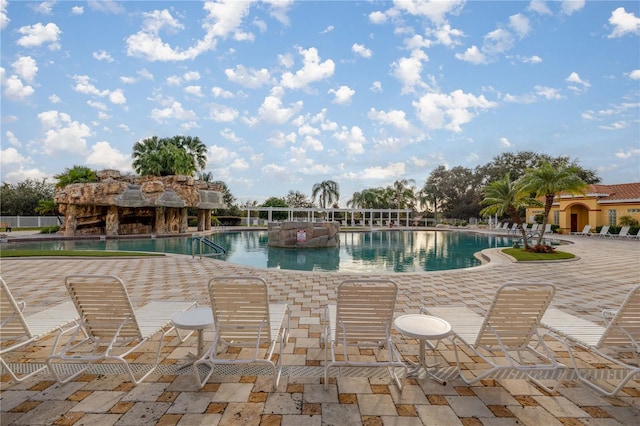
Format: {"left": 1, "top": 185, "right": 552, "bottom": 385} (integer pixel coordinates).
{"left": 4, "top": 230, "right": 516, "bottom": 273}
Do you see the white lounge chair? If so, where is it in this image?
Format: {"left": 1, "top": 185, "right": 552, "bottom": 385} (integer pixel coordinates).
{"left": 424, "top": 283, "right": 565, "bottom": 392}
{"left": 46, "top": 274, "right": 195, "bottom": 385}
{"left": 324, "top": 279, "right": 407, "bottom": 390}
{"left": 571, "top": 225, "right": 591, "bottom": 236}
{"left": 194, "top": 276, "right": 290, "bottom": 390}
{"left": 541, "top": 284, "right": 640, "bottom": 396}
{"left": 593, "top": 225, "right": 610, "bottom": 237}
{"left": 0, "top": 278, "right": 79, "bottom": 382}
{"left": 609, "top": 226, "right": 630, "bottom": 239}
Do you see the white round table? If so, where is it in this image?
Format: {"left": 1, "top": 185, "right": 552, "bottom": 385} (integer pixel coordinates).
{"left": 394, "top": 314, "right": 452, "bottom": 384}
{"left": 172, "top": 307, "right": 214, "bottom": 362}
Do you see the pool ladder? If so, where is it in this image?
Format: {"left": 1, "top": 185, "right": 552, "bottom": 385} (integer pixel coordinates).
{"left": 191, "top": 236, "right": 227, "bottom": 259}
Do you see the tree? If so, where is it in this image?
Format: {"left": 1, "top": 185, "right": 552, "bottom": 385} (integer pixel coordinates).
{"left": 480, "top": 174, "right": 541, "bottom": 250}
{"left": 421, "top": 166, "right": 448, "bottom": 223}
{"left": 132, "top": 135, "right": 207, "bottom": 176}
{"left": 476, "top": 151, "right": 599, "bottom": 186}
{"left": 286, "top": 190, "right": 314, "bottom": 217}
{"left": 34, "top": 198, "right": 62, "bottom": 224}
{"left": 311, "top": 180, "right": 339, "bottom": 209}
{"left": 389, "top": 179, "right": 416, "bottom": 210}
{"left": 259, "top": 197, "right": 288, "bottom": 221}
{"left": 0, "top": 179, "right": 55, "bottom": 216}
{"left": 519, "top": 161, "right": 587, "bottom": 245}
{"left": 54, "top": 165, "right": 98, "bottom": 189}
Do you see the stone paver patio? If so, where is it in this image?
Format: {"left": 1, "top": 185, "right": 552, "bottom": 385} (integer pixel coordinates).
{"left": 1, "top": 230, "right": 639, "bottom": 425}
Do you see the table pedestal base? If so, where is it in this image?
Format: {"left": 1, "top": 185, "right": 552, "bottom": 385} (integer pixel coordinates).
{"left": 406, "top": 339, "right": 448, "bottom": 385}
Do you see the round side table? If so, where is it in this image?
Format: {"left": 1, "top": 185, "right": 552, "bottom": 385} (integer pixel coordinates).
{"left": 394, "top": 314, "right": 452, "bottom": 384}
{"left": 172, "top": 307, "right": 214, "bottom": 366}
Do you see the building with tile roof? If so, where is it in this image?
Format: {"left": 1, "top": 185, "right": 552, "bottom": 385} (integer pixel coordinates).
{"left": 526, "top": 182, "right": 640, "bottom": 234}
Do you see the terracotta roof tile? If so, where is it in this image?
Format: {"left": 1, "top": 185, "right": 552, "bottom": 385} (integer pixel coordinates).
{"left": 586, "top": 182, "right": 640, "bottom": 201}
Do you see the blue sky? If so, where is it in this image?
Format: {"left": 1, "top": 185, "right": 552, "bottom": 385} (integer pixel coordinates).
{"left": 1, "top": 0, "right": 639, "bottom": 207}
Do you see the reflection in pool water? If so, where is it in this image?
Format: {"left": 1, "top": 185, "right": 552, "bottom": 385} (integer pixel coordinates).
{"left": 207, "top": 230, "right": 515, "bottom": 272}
{"left": 4, "top": 230, "right": 518, "bottom": 273}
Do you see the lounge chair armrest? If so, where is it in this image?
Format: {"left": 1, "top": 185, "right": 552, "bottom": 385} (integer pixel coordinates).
{"left": 602, "top": 309, "right": 617, "bottom": 326}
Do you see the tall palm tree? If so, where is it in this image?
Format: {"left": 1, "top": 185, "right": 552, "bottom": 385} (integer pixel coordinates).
{"left": 311, "top": 180, "right": 339, "bottom": 209}
{"left": 519, "top": 162, "right": 586, "bottom": 245}
{"left": 389, "top": 179, "right": 416, "bottom": 209}
{"left": 480, "top": 174, "right": 541, "bottom": 250}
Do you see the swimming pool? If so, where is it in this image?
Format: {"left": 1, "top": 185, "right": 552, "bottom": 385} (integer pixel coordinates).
{"left": 4, "top": 230, "right": 517, "bottom": 273}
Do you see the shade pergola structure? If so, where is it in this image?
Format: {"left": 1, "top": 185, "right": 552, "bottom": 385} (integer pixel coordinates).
{"left": 243, "top": 207, "right": 414, "bottom": 228}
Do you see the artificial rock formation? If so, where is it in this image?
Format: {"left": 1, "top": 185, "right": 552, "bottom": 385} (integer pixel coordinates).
{"left": 268, "top": 222, "right": 340, "bottom": 248}
{"left": 54, "top": 170, "right": 225, "bottom": 236}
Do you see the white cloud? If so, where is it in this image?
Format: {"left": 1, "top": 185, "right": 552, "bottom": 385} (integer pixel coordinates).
{"left": 528, "top": 1, "right": 552, "bottom": 15}
{"left": 394, "top": 0, "right": 465, "bottom": 26}
{"left": 184, "top": 85, "right": 203, "bottom": 97}
{"left": 561, "top": 0, "right": 585, "bottom": 16}
{"left": 629, "top": 69, "right": 640, "bottom": 80}
{"left": 509, "top": 14, "right": 530, "bottom": 38}
{"left": 49, "top": 94, "right": 61, "bottom": 103}
{"left": 369, "top": 11, "right": 387, "bottom": 24}
{"left": 109, "top": 89, "right": 127, "bottom": 104}
{"left": 212, "top": 86, "right": 234, "bottom": 98}
{"left": 150, "top": 101, "right": 196, "bottom": 123}
{"left": 370, "top": 81, "right": 383, "bottom": 92}
{"left": 413, "top": 90, "right": 497, "bottom": 132}
{"left": 566, "top": 72, "right": 590, "bottom": 92}
{"left": 430, "top": 24, "right": 464, "bottom": 47}
{"left": 368, "top": 108, "right": 412, "bottom": 132}
{"left": 1, "top": 67, "right": 35, "bottom": 100}
{"left": 344, "top": 162, "right": 406, "bottom": 181}
{"left": 87, "top": 100, "right": 108, "bottom": 110}
{"left": 4, "top": 167, "right": 49, "bottom": 183}
{"left": 267, "top": 131, "right": 296, "bottom": 148}
{"left": 225, "top": 65, "right": 271, "bottom": 88}
{"left": 608, "top": 7, "right": 640, "bottom": 38}
{"left": 258, "top": 87, "right": 303, "bottom": 124}
{"left": 455, "top": 45, "right": 487, "bottom": 65}
{"left": 71, "top": 6, "right": 84, "bottom": 15}
{"left": 1, "top": 0, "right": 10, "bottom": 29}
{"left": 93, "top": 50, "right": 114, "bottom": 62}
{"left": 329, "top": 85, "right": 355, "bottom": 105}
{"left": 500, "top": 137, "right": 512, "bottom": 148}
{"left": 0, "top": 147, "right": 30, "bottom": 165}
{"left": 391, "top": 49, "right": 429, "bottom": 93}
{"left": 220, "top": 128, "right": 243, "bottom": 143}
{"left": 265, "top": 0, "right": 292, "bottom": 25}
{"left": 522, "top": 55, "right": 542, "bottom": 64}
{"left": 333, "top": 126, "right": 366, "bottom": 155}
{"left": 352, "top": 43, "right": 372, "bottom": 58}
{"left": 615, "top": 148, "right": 640, "bottom": 159}
{"left": 535, "top": 85, "right": 564, "bottom": 100}
{"left": 72, "top": 74, "right": 109, "bottom": 96}
{"left": 37, "top": 110, "right": 91, "bottom": 155}
{"left": 85, "top": 141, "right": 131, "bottom": 171}
{"left": 483, "top": 28, "right": 514, "bottom": 55}
{"left": 126, "top": 1, "right": 255, "bottom": 62}
{"left": 5, "top": 130, "right": 20, "bottom": 147}
{"left": 17, "top": 22, "right": 61, "bottom": 49}
{"left": 280, "top": 47, "right": 335, "bottom": 90}
{"left": 320, "top": 25, "right": 334, "bottom": 34}
{"left": 209, "top": 104, "right": 239, "bottom": 122}
{"left": 12, "top": 56, "right": 38, "bottom": 83}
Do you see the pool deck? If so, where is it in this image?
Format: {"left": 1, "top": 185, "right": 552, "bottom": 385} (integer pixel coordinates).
{"left": 1, "top": 229, "right": 639, "bottom": 425}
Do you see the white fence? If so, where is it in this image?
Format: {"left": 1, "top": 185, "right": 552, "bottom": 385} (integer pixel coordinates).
{"left": 0, "top": 216, "right": 60, "bottom": 228}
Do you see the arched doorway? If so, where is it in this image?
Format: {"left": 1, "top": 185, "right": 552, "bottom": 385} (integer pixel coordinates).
{"left": 564, "top": 203, "right": 589, "bottom": 233}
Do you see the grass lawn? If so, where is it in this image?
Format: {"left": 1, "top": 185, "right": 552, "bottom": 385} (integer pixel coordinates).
{"left": 502, "top": 248, "right": 575, "bottom": 261}
{"left": 0, "top": 250, "right": 163, "bottom": 258}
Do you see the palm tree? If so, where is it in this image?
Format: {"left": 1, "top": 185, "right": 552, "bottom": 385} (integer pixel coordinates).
{"left": 132, "top": 135, "right": 207, "bottom": 176}
{"left": 389, "top": 179, "right": 416, "bottom": 209}
{"left": 34, "top": 198, "right": 62, "bottom": 224}
{"left": 519, "top": 162, "right": 586, "bottom": 245}
{"left": 311, "top": 180, "right": 339, "bottom": 209}
{"left": 480, "top": 174, "right": 541, "bottom": 250}
{"left": 54, "top": 165, "right": 98, "bottom": 189}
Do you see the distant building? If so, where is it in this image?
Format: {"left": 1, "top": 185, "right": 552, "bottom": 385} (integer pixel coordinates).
{"left": 526, "top": 182, "right": 640, "bottom": 233}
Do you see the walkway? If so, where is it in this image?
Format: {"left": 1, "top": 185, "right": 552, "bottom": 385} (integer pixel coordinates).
{"left": 1, "top": 232, "right": 639, "bottom": 425}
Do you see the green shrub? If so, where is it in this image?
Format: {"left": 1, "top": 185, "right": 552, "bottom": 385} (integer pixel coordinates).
{"left": 39, "top": 226, "right": 60, "bottom": 234}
